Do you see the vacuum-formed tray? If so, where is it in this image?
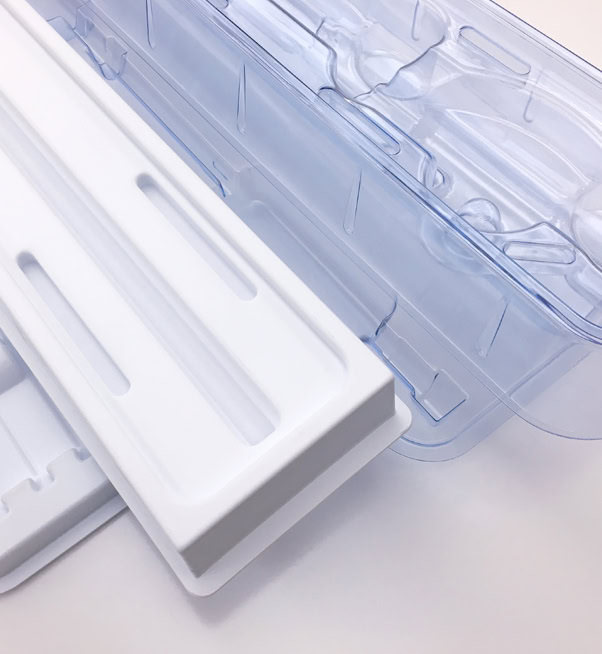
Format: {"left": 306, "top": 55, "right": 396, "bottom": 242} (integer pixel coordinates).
{"left": 0, "top": 0, "right": 409, "bottom": 594}
{"left": 26, "top": 0, "right": 602, "bottom": 460}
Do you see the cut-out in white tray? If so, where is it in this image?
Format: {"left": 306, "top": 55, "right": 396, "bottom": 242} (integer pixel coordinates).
{"left": 0, "top": 0, "right": 410, "bottom": 595}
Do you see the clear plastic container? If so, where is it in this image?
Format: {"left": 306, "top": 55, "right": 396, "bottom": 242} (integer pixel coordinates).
{"left": 27, "top": 0, "right": 602, "bottom": 459}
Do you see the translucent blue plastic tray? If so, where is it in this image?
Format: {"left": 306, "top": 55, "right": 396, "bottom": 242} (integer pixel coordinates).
{"left": 27, "top": 0, "right": 602, "bottom": 459}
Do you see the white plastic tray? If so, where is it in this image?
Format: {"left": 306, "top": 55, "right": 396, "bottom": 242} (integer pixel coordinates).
{"left": 0, "top": 0, "right": 410, "bottom": 595}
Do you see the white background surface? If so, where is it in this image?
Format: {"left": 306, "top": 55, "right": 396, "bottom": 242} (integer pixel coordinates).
{"left": 3, "top": 1, "right": 602, "bottom": 652}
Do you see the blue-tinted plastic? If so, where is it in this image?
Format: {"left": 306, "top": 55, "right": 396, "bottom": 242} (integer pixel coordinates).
{"left": 27, "top": 0, "right": 602, "bottom": 459}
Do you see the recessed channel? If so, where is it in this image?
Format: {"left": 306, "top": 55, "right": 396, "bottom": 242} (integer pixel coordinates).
{"left": 459, "top": 26, "right": 531, "bottom": 76}
{"left": 137, "top": 175, "right": 257, "bottom": 301}
{"left": 17, "top": 253, "right": 130, "bottom": 396}
{"left": 503, "top": 241, "right": 576, "bottom": 265}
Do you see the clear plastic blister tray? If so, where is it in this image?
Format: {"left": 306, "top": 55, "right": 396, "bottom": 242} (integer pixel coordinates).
{"left": 26, "top": 0, "right": 602, "bottom": 459}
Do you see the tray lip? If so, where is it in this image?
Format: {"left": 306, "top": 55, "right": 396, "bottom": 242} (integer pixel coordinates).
{"left": 134, "top": 398, "right": 411, "bottom": 596}
{"left": 0, "top": 494, "right": 125, "bottom": 594}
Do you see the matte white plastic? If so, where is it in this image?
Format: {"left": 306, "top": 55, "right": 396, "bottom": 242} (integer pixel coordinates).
{"left": 0, "top": 336, "right": 124, "bottom": 593}
{"left": 0, "top": 1, "right": 410, "bottom": 594}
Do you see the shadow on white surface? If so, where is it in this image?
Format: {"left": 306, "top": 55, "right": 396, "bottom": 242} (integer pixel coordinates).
{"left": 1, "top": 416, "right": 602, "bottom": 654}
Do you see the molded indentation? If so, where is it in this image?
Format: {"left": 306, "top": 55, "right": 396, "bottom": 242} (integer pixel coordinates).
{"left": 145, "top": 0, "right": 156, "bottom": 49}
{"left": 459, "top": 26, "right": 531, "bottom": 76}
{"left": 344, "top": 170, "right": 362, "bottom": 235}
{"left": 503, "top": 241, "right": 576, "bottom": 265}
{"left": 0, "top": 418, "right": 36, "bottom": 494}
{"left": 369, "top": 319, "right": 466, "bottom": 422}
{"left": 75, "top": 9, "right": 127, "bottom": 81}
{"left": 1, "top": 479, "right": 39, "bottom": 513}
{"left": 459, "top": 198, "right": 501, "bottom": 233}
{"left": 415, "top": 370, "right": 467, "bottom": 422}
{"left": 18, "top": 254, "right": 130, "bottom": 396}
{"left": 237, "top": 63, "right": 247, "bottom": 134}
{"left": 477, "top": 298, "right": 508, "bottom": 357}
{"left": 137, "top": 175, "right": 257, "bottom": 300}
{"left": 46, "top": 448, "right": 85, "bottom": 480}
{"left": 431, "top": 168, "right": 452, "bottom": 196}
{"left": 523, "top": 73, "right": 544, "bottom": 123}
{"left": 411, "top": 0, "right": 422, "bottom": 41}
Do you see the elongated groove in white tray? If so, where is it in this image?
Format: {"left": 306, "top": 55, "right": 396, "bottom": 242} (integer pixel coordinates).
{"left": 0, "top": 0, "right": 410, "bottom": 594}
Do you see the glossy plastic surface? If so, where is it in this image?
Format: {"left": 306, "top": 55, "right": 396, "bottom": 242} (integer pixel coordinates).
{"left": 27, "top": 0, "right": 602, "bottom": 459}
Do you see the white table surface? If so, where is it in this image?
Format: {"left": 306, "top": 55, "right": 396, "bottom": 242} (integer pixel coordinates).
{"left": 3, "top": 2, "right": 602, "bottom": 652}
